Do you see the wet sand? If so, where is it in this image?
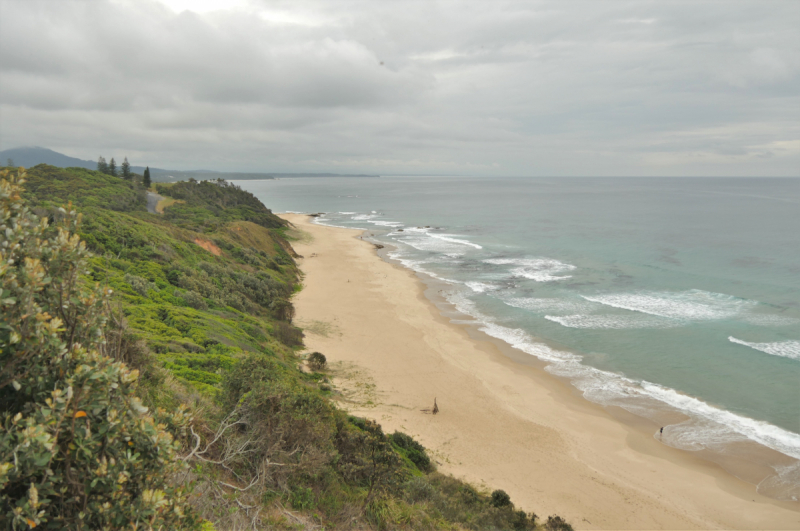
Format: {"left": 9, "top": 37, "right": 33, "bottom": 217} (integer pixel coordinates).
{"left": 282, "top": 213, "right": 800, "bottom": 530}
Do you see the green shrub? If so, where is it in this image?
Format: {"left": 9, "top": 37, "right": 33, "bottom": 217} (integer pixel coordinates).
{"left": 155, "top": 180, "right": 285, "bottom": 232}
{"left": 20, "top": 164, "right": 147, "bottom": 213}
{"left": 412, "top": 474, "right": 538, "bottom": 530}
{"left": 308, "top": 351, "right": 327, "bottom": 370}
{"left": 390, "top": 431, "right": 433, "bottom": 473}
{"left": 545, "top": 515, "right": 574, "bottom": 531}
{"left": 125, "top": 272, "right": 157, "bottom": 297}
{"left": 275, "top": 321, "right": 303, "bottom": 346}
{"left": 335, "top": 418, "right": 407, "bottom": 509}
{"left": 491, "top": 489, "right": 511, "bottom": 508}
{"left": 289, "top": 486, "right": 315, "bottom": 510}
{"left": 0, "top": 170, "right": 198, "bottom": 530}
{"left": 513, "top": 510, "right": 535, "bottom": 530}
{"left": 403, "top": 477, "right": 436, "bottom": 503}
{"left": 181, "top": 289, "right": 208, "bottom": 310}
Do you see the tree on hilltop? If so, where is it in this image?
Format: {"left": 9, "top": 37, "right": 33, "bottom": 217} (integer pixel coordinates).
{"left": 121, "top": 156, "right": 132, "bottom": 180}
{"left": 97, "top": 156, "right": 108, "bottom": 174}
{"left": 143, "top": 166, "right": 151, "bottom": 189}
{"left": 109, "top": 157, "right": 117, "bottom": 177}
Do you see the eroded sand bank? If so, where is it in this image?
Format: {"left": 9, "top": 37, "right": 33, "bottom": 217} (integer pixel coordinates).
{"left": 281, "top": 213, "right": 800, "bottom": 530}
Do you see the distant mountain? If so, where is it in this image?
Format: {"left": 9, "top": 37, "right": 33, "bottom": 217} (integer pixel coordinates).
{"left": 0, "top": 146, "right": 379, "bottom": 181}
{"left": 1, "top": 146, "right": 96, "bottom": 170}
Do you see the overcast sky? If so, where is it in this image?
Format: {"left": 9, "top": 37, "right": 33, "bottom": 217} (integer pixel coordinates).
{"left": 1, "top": 0, "right": 798, "bottom": 176}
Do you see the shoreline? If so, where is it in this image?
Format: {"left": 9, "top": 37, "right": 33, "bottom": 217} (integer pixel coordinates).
{"left": 402, "top": 259, "right": 800, "bottom": 501}
{"left": 282, "top": 213, "right": 800, "bottom": 530}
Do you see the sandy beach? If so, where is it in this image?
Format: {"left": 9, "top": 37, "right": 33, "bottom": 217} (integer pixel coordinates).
{"left": 281, "top": 213, "right": 800, "bottom": 530}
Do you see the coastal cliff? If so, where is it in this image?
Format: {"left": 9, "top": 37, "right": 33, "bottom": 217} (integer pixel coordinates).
{"left": 0, "top": 165, "right": 566, "bottom": 530}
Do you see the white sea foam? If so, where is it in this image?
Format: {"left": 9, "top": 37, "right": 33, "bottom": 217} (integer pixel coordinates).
{"left": 483, "top": 258, "right": 576, "bottom": 282}
{"left": 661, "top": 418, "right": 749, "bottom": 451}
{"left": 351, "top": 214, "right": 375, "bottom": 221}
{"left": 544, "top": 314, "right": 678, "bottom": 329}
{"left": 758, "top": 462, "right": 800, "bottom": 501}
{"left": 582, "top": 289, "right": 754, "bottom": 321}
{"left": 448, "top": 293, "right": 593, "bottom": 366}
{"left": 465, "top": 281, "right": 497, "bottom": 293}
{"left": 393, "top": 226, "right": 482, "bottom": 252}
{"left": 369, "top": 220, "right": 404, "bottom": 227}
{"left": 311, "top": 217, "right": 367, "bottom": 230}
{"left": 640, "top": 381, "right": 800, "bottom": 460}
{"left": 729, "top": 337, "right": 800, "bottom": 361}
{"left": 397, "top": 235, "right": 471, "bottom": 255}
{"left": 503, "top": 297, "right": 594, "bottom": 313}
{"left": 444, "top": 291, "right": 800, "bottom": 465}
{"left": 387, "top": 251, "right": 461, "bottom": 284}
{"left": 338, "top": 211, "right": 356, "bottom": 215}
{"left": 741, "top": 314, "right": 800, "bottom": 327}
{"left": 429, "top": 233, "right": 483, "bottom": 249}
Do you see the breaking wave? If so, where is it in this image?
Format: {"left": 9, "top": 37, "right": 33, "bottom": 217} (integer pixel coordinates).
{"left": 729, "top": 337, "right": 800, "bottom": 361}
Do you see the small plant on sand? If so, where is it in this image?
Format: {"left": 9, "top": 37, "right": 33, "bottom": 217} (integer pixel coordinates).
{"left": 308, "top": 351, "right": 327, "bottom": 370}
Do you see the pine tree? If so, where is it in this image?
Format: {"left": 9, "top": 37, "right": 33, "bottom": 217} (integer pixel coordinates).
{"left": 143, "top": 166, "right": 151, "bottom": 189}
{"left": 6, "top": 158, "right": 13, "bottom": 168}
{"left": 121, "top": 157, "right": 131, "bottom": 180}
{"left": 108, "top": 157, "right": 117, "bottom": 177}
{"left": 97, "top": 156, "right": 108, "bottom": 174}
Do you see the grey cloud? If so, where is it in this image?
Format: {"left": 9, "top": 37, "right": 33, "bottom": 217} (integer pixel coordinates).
{"left": 1, "top": 1, "right": 431, "bottom": 111}
{"left": 1, "top": 0, "right": 798, "bottom": 176}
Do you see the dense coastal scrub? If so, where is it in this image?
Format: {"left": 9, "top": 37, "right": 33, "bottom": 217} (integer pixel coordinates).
{"left": 0, "top": 165, "right": 570, "bottom": 530}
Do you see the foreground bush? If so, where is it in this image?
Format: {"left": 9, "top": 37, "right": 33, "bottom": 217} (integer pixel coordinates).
{"left": 0, "top": 170, "right": 197, "bottom": 530}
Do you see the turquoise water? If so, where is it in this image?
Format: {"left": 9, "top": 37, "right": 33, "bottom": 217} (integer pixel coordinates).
{"left": 235, "top": 176, "right": 800, "bottom": 497}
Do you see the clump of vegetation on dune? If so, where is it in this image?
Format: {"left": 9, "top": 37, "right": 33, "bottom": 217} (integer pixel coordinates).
{"left": 1, "top": 164, "right": 571, "bottom": 530}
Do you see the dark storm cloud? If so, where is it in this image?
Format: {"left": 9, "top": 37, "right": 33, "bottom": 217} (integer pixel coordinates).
{"left": 1, "top": 0, "right": 798, "bottom": 175}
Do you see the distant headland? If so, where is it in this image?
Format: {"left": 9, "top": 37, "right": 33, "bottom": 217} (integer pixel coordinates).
{"left": 0, "top": 146, "right": 380, "bottom": 182}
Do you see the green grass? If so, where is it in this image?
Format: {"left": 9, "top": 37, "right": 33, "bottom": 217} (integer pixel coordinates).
{"left": 21, "top": 165, "right": 299, "bottom": 396}
{"left": 21, "top": 163, "right": 147, "bottom": 212}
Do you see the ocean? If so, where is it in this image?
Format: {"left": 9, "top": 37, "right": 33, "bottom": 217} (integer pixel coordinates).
{"left": 234, "top": 176, "right": 800, "bottom": 500}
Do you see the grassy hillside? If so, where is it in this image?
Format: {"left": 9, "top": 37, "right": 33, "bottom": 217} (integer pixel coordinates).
{"left": 4, "top": 164, "right": 571, "bottom": 530}
{"left": 21, "top": 163, "right": 147, "bottom": 212}
{"left": 155, "top": 180, "right": 286, "bottom": 232}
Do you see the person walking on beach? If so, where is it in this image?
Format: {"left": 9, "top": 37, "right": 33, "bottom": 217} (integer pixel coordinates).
{"left": 660, "top": 427, "right": 663, "bottom": 436}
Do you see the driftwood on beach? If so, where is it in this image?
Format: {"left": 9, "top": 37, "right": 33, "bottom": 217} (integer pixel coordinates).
{"left": 421, "top": 397, "right": 439, "bottom": 415}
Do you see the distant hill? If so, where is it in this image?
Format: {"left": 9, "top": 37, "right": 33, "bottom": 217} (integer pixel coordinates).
{"left": 1, "top": 146, "right": 96, "bottom": 170}
{"left": 0, "top": 146, "right": 380, "bottom": 181}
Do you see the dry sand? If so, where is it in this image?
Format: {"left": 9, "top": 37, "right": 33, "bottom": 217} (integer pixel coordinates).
{"left": 281, "top": 213, "right": 800, "bottom": 530}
